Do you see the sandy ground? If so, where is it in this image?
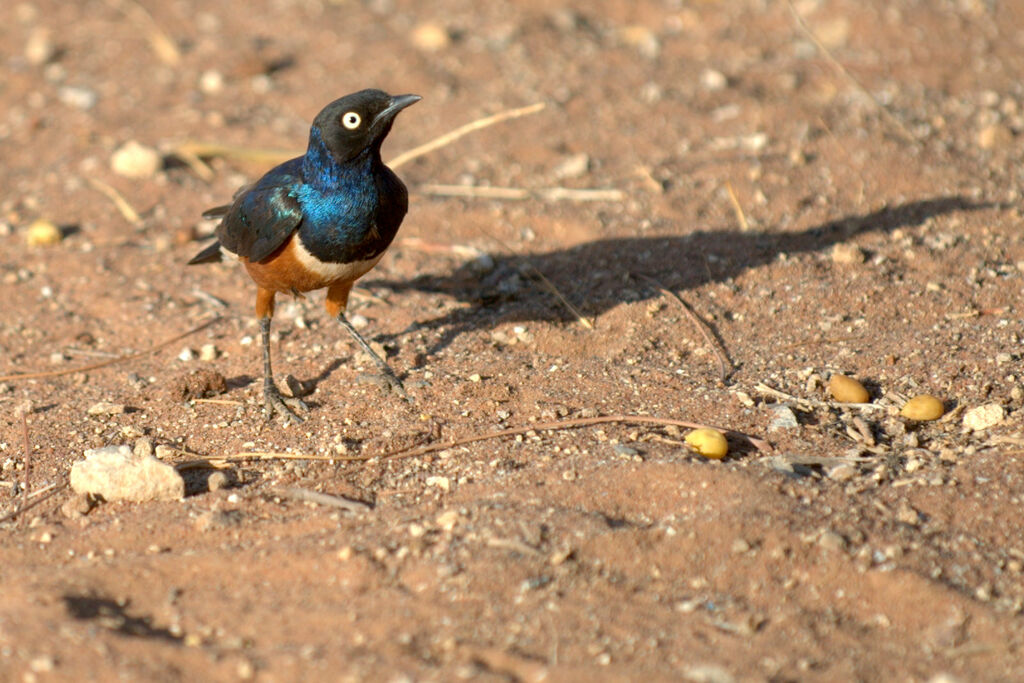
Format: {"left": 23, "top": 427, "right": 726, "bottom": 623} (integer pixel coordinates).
{"left": 2, "top": 0, "right": 1024, "bottom": 680}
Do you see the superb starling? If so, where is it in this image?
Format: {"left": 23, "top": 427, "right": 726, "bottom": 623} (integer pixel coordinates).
{"left": 189, "top": 89, "right": 421, "bottom": 422}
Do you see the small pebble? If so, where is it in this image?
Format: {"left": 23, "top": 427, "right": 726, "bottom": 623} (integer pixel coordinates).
{"left": 178, "top": 347, "right": 196, "bottom": 362}
{"left": 552, "top": 153, "right": 590, "bottom": 180}
{"left": 978, "top": 123, "right": 1012, "bottom": 150}
{"left": 410, "top": 22, "right": 451, "bottom": 51}
{"left": 831, "top": 243, "right": 865, "bottom": 265}
{"left": 207, "top": 471, "right": 229, "bottom": 492}
{"left": 684, "top": 428, "right": 728, "bottom": 459}
{"left": 199, "top": 343, "right": 219, "bottom": 361}
{"left": 26, "top": 219, "right": 62, "bottom": 247}
{"left": 828, "top": 374, "right": 870, "bottom": 403}
{"left": 900, "top": 394, "right": 945, "bottom": 421}
{"left": 110, "top": 140, "right": 162, "bottom": 179}
{"left": 61, "top": 494, "right": 93, "bottom": 519}
{"left": 963, "top": 403, "right": 1004, "bottom": 432}
{"left": 827, "top": 464, "right": 858, "bottom": 482}
{"left": 25, "top": 28, "right": 56, "bottom": 66}
{"left": 700, "top": 68, "right": 727, "bottom": 91}
{"left": 198, "top": 69, "right": 225, "bottom": 94}
{"left": 134, "top": 437, "right": 154, "bottom": 458}
{"left": 58, "top": 85, "right": 98, "bottom": 110}
{"left": 818, "top": 531, "right": 846, "bottom": 551}
{"left": 425, "top": 475, "right": 450, "bottom": 492}
{"left": 768, "top": 404, "right": 799, "bottom": 431}
{"left": 87, "top": 401, "right": 126, "bottom": 416}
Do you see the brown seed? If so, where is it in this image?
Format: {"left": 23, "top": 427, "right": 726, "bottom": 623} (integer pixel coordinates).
{"left": 828, "top": 374, "right": 869, "bottom": 403}
{"left": 900, "top": 394, "right": 945, "bottom": 421}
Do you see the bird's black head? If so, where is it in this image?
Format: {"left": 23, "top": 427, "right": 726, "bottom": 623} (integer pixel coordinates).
{"left": 312, "top": 89, "right": 421, "bottom": 163}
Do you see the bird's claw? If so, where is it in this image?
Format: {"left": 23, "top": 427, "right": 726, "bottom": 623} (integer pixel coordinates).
{"left": 263, "top": 384, "right": 307, "bottom": 424}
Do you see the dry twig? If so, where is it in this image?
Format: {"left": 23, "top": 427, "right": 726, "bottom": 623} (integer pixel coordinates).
{"left": 754, "top": 382, "right": 887, "bottom": 412}
{"left": 105, "top": 0, "right": 181, "bottom": 65}
{"left": 483, "top": 230, "right": 594, "bottom": 329}
{"left": 388, "top": 102, "right": 546, "bottom": 170}
{"left": 374, "top": 414, "right": 772, "bottom": 461}
{"left": 0, "top": 316, "right": 221, "bottom": 382}
{"left": 724, "top": 181, "right": 750, "bottom": 232}
{"left": 87, "top": 177, "right": 143, "bottom": 226}
{"left": 786, "top": 0, "right": 916, "bottom": 144}
{"left": 275, "top": 486, "right": 371, "bottom": 514}
{"left": 415, "top": 184, "right": 624, "bottom": 202}
{"left": 636, "top": 274, "right": 731, "bottom": 380}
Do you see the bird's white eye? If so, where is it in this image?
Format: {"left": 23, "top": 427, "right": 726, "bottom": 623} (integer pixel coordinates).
{"left": 341, "top": 112, "right": 362, "bottom": 130}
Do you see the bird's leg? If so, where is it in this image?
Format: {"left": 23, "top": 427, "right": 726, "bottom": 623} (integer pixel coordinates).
{"left": 326, "top": 281, "right": 407, "bottom": 398}
{"left": 257, "top": 288, "right": 306, "bottom": 423}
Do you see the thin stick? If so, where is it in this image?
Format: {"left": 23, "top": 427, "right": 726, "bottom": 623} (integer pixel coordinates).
{"left": 87, "top": 178, "right": 143, "bottom": 226}
{"left": 388, "top": 102, "right": 547, "bottom": 170}
{"left": 105, "top": 0, "right": 181, "bottom": 65}
{"left": 373, "top": 415, "right": 772, "bottom": 462}
{"left": 636, "top": 274, "right": 731, "bottom": 380}
{"left": 786, "top": 0, "right": 916, "bottom": 144}
{"left": 173, "top": 141, "right": 299, "bottom": 167}
{"left": 193, "top": 398, "right": 245, "bottom": 406}
{"left": 415, "top": 184, "right": 624, "bottom": 202}
{"left": 20, "top": 410, "right": 30, "bottom": 516}
{"left": 724, "top": 181, "right": 750, "bottom": 232}
{"left": 0, "top": 316, "right": 221, "bottom": 382}
{"left": 0, "top": 481, "right": 67, "bottom": 525}
{"left": 275, "top": 486, "right": 371, "bottom": 513}
{"left": 483, "top": 230, "right": 594, "bottom": 329}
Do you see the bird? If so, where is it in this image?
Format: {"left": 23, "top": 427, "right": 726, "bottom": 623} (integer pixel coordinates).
{"left": 188, "top": 89, "right": 421, "bottom": 423}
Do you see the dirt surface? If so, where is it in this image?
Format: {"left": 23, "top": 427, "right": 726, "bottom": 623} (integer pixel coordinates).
{"left": 3, "top": 0, "right": 1024, "bottom": 680}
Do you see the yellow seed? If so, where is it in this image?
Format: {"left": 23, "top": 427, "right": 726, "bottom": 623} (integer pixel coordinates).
{"left": 685, "top": 428, "right": 728, "bottom": 460}
{"left": 26, "top": 219, "right": 62, "bottom": 247}
{"left": 900, "top": 394, "right": 944, "bottom": 421}
{"left": 828, "top": 374, "right": 869, "bottom": 403}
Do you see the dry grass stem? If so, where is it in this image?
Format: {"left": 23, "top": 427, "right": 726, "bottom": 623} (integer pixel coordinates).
{"left": 275, "top": 486, "right": 371, "bottom": 513}
{"left": 415, "top": 184, "right": 624, "bottom": 202}
{"left": 0, "top": 316, "right": 221, "bottom": 382}
{"left": 173, "top": 141, "right": 300, "bottom": 167}
{"left": 87, "top": 178, "right": 143, "bottom": 226}
{"left": 724, "top": 181, "right": 751, "bottom": 232}
{"left": 637, "top": 274, "right": 731, "bottom": 380}
{"left": 106, "top": 0, "right": 181, "bottom": 66}
{"left": 483, "top": 230, "right": 594, "bottom": 329}
{"left": 787, "top": 0, "right": 916, "bottom": 144}
{"left": 374, "top": 414, "right": 772, "bottom": 461}
{"left": 0, "top": 481, "right": 67, "bottom": 525}
{"left": 388, "top": 102, "right": 546, "bottom": 170}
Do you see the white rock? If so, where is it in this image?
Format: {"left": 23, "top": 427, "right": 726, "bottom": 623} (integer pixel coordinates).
{"left": 70, "top": 445, "right": 184, "bottom": 502}
{"left": 111, "top": 141, "right": 162, "bottom": 179}
{"left": 963, "top": 403, "right": 1005, "bottom": 432}
{"left": 700, "top": 68, "right": 727, "bottom": 91}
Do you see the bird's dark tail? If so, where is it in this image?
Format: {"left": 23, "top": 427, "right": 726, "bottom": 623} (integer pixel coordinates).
{"left": 188, "top": 241, "right": 223, "bottom": 265}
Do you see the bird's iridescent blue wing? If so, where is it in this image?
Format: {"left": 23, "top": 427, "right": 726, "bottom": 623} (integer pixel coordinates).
{"left": 214, "top": 158, "right": 305, "bottom": 262}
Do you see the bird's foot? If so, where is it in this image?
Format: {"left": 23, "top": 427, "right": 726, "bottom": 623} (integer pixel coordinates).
{"left": 358, "top": 366, "right": 409, "bottom": 400}
{"left": 263, "top": 383, "right": 307, "bottom": 424}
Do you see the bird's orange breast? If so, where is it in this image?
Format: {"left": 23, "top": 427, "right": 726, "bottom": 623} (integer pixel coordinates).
{"left": 242, "top": 233, "right": 384, "bottom": 294}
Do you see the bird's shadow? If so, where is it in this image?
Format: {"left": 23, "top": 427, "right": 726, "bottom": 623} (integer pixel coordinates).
{"left": 368, "top": 196, "right": 991, "bottom": 358}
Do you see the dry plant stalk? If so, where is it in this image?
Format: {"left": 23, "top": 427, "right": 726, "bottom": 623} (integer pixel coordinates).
{"left": 786, "top": 0, "right": 916, "bottom": 144}
{"left": 388, "top": 102, "right": 546, "bottom": 170}
{"left": 482, "top": 230, "right": 594, "bottom": 329}
{"left": 724, "top": 181, "right": 750, "bottom": 232}
{"left": 87, "top": 177, "right": 142, "bottom": 226}
{"left": 0, "top": 316, "right": 221, "bottom": 382}
{"left": 636, "top": 273, "right": 732, "bottom": 380}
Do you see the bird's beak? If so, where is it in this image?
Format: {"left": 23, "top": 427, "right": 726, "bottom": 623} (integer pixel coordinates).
{"left": 374, "top": 94, "right": 422, "bottom": 127}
